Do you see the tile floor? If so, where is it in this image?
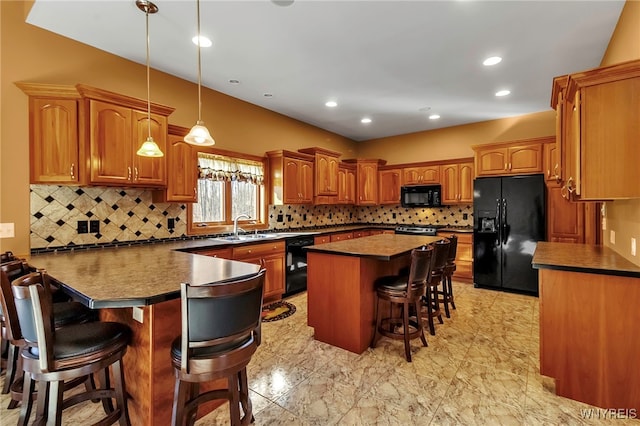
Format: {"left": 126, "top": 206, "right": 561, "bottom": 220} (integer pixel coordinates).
{"left": 2, "top": 282, "right": 639, "bottom": 425}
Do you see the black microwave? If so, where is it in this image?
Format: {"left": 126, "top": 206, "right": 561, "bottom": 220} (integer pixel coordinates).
{"left": 401, "top": 185, "right": 442, "bottom": 207}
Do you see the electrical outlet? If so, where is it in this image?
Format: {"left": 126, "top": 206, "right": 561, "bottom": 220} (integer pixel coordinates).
{"left": 132, "top": 307, "right": 144, "bottom": 323}
{"left": 392, "top": 213, "right": 397, "bottom": 219}
{"left": 77, "top": 220, "right": 88, "bottom": 234}
{"left": 610, "top": 230, "right": 616, "bottom": 245}
{"left": 463, "top": 213, "right": 468, "bottom": 220}
{"left": 303, "top": 214, "right": 307, "bottom": 221}
{"left": 0, "top": 223, "right": 15, "bottom": 238}
{"left": 167, "top": 218, "right": 175, "bottom": 230}
{"left": 632, "top": 238, "right": 637, "bottom": 257}
{"left": 89, "top": 220, "right": 100, "bottom": 233}
{"left": 277, "top": 214, "right": 283, "bottom": 223}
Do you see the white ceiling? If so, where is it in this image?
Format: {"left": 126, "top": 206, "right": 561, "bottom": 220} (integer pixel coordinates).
{"left": 26, "top": 0, "right": 625, "bottom": 141}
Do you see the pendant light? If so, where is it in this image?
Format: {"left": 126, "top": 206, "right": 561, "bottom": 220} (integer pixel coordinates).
{"left": 136, "top": 0, "right": 164, "bottom": 157}
{"left": 184, "top": 0, "right": 215, "bottom": 146}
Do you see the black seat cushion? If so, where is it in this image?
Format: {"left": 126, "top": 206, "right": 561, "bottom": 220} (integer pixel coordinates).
{"left": 170, "top": 335, "right": 253, "bottom": 362}
{"left": 52, "top": 301, "right": 97, "bottom": 327}
{"left": 374, "top": 275, "right": 407, "bottom": 292}
{"left": 24, "top": 322, "right": 130, "bottom": 361}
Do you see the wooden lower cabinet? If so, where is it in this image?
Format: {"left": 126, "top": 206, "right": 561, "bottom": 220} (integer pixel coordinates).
{"left": 330, "top": 232, "right": 353, "bottom": 242}
{"left": 438, "top": 232, "right": 473, "bottom": 283}
{"left": 369, "top": 229, "right": 395, "bottom": 235}
{"left": 353, "top": 230, "right": 371, "bottom": 239}
{"left": 314, "top": 235, "right": 331, "bottom": 245}
{"left": 194, "top": 242, "right": 285, "bottom": 301}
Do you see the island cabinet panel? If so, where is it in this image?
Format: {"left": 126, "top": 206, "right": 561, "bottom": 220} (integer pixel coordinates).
{"left": 267, "top": 150, "right": 314, "bottom": 205}
{"left": 539, "top": 269, "right": 640, "bottom": 410}
{"left": 441, "top": 161, "right": 473, "bottom": 204}
{"left": 154, "top": 130, "right": 198, "bottom": 203}
{"left": 402, "top": 165, "right": 440, "bottom": 185}
{"left": 378, "top": 168, "right": 402, "bottom": 205}
{"left": 100, "top": 301, "right": 225, "bottom": 426}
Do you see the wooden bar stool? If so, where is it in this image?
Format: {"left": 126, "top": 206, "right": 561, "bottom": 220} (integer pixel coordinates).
{"left": 371, "top": 246, "right": 433, "bottom": 362}
{"left": 12, "top": 270, "right": 131, "bottom": 426}
{"left": 423, "top": 239, "right": 449, "bottom": 335}
{"left": 439, "top": 234, "right": 458, "bottom": 317}
{"left": 1, "top": 261, "right": 97, "bottom": 410}
{"left": 170, "top": 270, "right": 266, "bottom": 426}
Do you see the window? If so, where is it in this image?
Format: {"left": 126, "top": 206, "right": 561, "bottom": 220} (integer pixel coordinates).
{"left": 189, "top": 152, "right": 266, "bottom": 233}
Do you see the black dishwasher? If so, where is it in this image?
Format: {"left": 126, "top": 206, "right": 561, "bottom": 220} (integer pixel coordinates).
{"left": 284, "top": 236, "right": 315, "bottom": 297}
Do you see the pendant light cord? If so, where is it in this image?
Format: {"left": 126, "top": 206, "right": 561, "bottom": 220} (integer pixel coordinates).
{"left": 146, "top": 7, "right": 152, "bottom": 139}
{"left": 196, "top": 0, "right": 203, "bottom": 122}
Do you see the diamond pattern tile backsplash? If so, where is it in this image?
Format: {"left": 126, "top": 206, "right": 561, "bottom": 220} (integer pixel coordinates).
{"left": 30, "top": 185, "right": 473, "bottom": 250}
{"left": 268, "top": 204, "right": 473, "bottom": 230}
{"left": 30, "top": 185, "right": 187, "bottom": 249}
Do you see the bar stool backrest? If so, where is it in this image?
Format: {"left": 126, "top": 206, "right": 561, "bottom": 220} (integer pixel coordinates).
{"left": 407, "top": 246, "right": 434, "bottom": 290}
{"left": 0, "top": 260, "right": 31, "bottom": 342}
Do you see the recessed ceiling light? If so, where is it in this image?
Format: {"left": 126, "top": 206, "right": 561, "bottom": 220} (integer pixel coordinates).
{"left": 495, "top": 90, "right": 511, "bottom": 97}
{"left": 428, "top": 114, "right": 440, "bottom": 120}
{"left": 483, "top": 56, "right": 502, "bottom": 66}
{"left": 264, "top": 93, "right": 273, "bottom": 97}
{"left": 229, "top": 79, "right": 240, "bottom": 84}
{"left": 361, "top": 118, "right": 372, "bottom": 124}
{"left": 192, "top": 35, "right": 212, "bottom": 48}
{"left": 325, "top": 101, "right": 338, "bottom": 108}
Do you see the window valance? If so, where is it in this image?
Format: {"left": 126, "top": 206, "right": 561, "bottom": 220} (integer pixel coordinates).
{"left": 197, "top": 153, "right": 264, "bottom": 184}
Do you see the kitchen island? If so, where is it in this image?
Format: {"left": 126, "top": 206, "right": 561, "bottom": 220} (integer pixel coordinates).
{"left": 29, "top": 242, "right": 261, "bottom": 426}
{"left": 532, "top": 242, "right": 640, "bottom": 411}
{"left": 306, "top": 233, "right": 442, "bottom": 354}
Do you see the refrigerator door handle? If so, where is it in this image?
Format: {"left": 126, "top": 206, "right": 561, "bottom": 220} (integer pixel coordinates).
{"left": 496, "top": 199, "right": 502, "bottom": 246}
{"left": 502, "top": 198, "right": 508, "bottom": 244}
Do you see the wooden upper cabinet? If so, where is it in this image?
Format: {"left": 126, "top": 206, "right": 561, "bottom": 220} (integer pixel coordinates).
{"left": 16, "top": 83, "right": 83, "bottom": 184}
{"left": 267, "top": 150, "right": 314, "bottom": 205}
{"left": 474, "top": 140, "right": 542, "bottom": 177}
{"left": 299, "top": 147, "right": 341, "bottom": 197}
{"left": 154, "top": 125, "right": 197, "bottom": 203}
{"left": 343, "top": 159, "right": 385, "bottom": 205}
{"left": 550, "top": 76, "right": 567, "bottom": 184}
{"left": 547, "top": 185, "right": 585, "bottom": 243}
{"left": 441, "top": 161, "right": 473, "bottom": 204}
{"left": 337, "top": 163, "right": 356, "bottom": 204}
{"left": 403, "top": 165, "right": 440, "bottom": 185}
{"left": 561, "top": 59, "right": 640, "bottom": 200}
{"left": 88, "top": 100, "right": 168, "bottom": 187}
{"left": 543, "top": 140, "right": 559, "bottom": 183}
{"left": 378, "top": 168, "right": 402, "bottom": 204}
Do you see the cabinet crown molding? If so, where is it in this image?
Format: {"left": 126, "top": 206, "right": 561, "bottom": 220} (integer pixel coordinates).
{"left": 15, "top": 82, "right": 80, "bottom": 99}
{"left": 471, "top": 136, "right": 554, "bottom": 152}
{"left": 76, "top": 84, "right": 175, "bottom": 117}
{"left": 265, "top": 150, "right": 314, "bottom": 161}
{"left": 298, "top": 147, "right": 342, "bottom": 158}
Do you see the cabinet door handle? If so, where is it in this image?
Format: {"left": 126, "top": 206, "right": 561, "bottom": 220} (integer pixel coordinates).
{"left": 508, "top": 163, "right": 512, "bottom": 170}
{"left": 194, "top": 187, "right": 198, "bottom": 198}
{"left": 70, "top": 163, "right": 75, "bottom": 179}
{"left": 134, "top": 167, "right": 139, "bottom": 181}
{"left": 560, "top": 185, "right": 569, "bottom": 199}
{"left": 127, "top": 166, "right": 132, "bottom": 181}
{"left": 504, "top": 163, "right": 508, "bottom": 171}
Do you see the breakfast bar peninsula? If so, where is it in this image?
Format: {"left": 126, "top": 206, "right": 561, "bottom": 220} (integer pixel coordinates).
{"left": 29, "top": 241, "right": 261, "bottom": 426}
{"left": 306, "top": 233, "right": 441, "bottom": 354}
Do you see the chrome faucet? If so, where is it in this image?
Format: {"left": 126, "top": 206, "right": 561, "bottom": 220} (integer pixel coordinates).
{"left": 233, "top": 214, "right": 251, "bottom": 238}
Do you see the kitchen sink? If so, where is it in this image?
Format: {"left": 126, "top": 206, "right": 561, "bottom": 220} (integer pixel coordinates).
{"left": 210, "top": 233, "right": 283, "bottom": 243}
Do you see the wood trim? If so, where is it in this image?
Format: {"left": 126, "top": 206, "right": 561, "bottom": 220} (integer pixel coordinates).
{"left": 265, "top": 150, "right": 314, "bottom": 162}
{"left": 550, "top": 75, "right": 568, "bottom": 109}
{"left": 471, "top": 136, "right": 554, "bottom": 152}
{"left": 15, "top": 82, "right": 80, "bottom": 98}
{"left": 566, "top": 58, "right": 640, "bottom": 96}
{"left": 76, "top": 84, "right": 175, "bottom": 116}
{"left": 298, "top": 147, "right": 342, "bottom": 158}
{"left": 342, "top": 158, "right": 388, "bottom": 166}
{"left": 168, "top": 124, "right": 189, "bottom": 136}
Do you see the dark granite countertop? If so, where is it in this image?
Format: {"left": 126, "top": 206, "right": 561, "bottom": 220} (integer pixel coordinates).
{"left": 306, "top": 234, "right": 443, "bottom": 261}
{"left": 532, "top": 242, "right": 640, "bottom": 278}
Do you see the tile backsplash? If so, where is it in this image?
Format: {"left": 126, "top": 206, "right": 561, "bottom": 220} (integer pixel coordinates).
{"left": 30, "top": 185, "right": 187, "bottom": 249}
{"left": 268, "top": 204, "right": 473, "bottom": 230}
{"left": 30, "top": 185, "right": 472, "bottom": 250}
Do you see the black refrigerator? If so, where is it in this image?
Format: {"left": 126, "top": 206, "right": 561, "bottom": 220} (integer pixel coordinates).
{"left": 473, "top": 174, "right": 545, "bottom": 295}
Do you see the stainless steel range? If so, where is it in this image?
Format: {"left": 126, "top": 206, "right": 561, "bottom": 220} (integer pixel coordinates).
{"left": 394, "top": 225, "right": 442, "bottom": 236}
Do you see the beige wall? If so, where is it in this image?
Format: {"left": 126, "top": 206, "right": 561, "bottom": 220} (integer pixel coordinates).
{"left": 598, "top": 0, "right": 640, "bottom": 266}
{"left": 356, "top": 111, "right": 555, "bottom": 164}
{"left": 0, "top": 1, "right": 356, "bottom": 256}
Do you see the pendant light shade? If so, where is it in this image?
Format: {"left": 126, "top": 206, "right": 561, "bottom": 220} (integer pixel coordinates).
{"left": 185, "top": 0, "right": 215, "bottom": 147}
{"left": 136, "top": 0, "right": 164, "bottom": 158}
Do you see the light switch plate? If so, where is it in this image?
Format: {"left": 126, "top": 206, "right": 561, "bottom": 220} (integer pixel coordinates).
{"left": 632, "top": 238, "right": 637, "bottom": 257}
{"left": 610, "top": 230, "right": 616, "bottom": 245}
{"left": 132, "top": 307, "right": 144, "bottom": 323}
{"left": 0, "top": 223, "right": 15, "bottom": 238}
